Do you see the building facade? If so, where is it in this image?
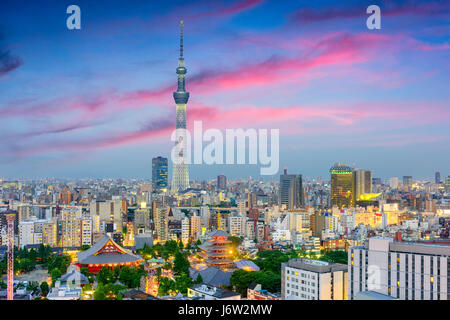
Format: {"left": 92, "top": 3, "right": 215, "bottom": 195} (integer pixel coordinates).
{"left": 152, "top": 156, "right": 168, "bottom": 190}
{"left": 330, "top": 164, "right": 354, "bottom": 209}
{"left": 279, "top": 169, "right": 303, "bottom": 210}
{"left": 281, "top": 258, "right": 348, "bottom": 300}
{"left": 349, "top": 237, "right": 449, "bottom": 300}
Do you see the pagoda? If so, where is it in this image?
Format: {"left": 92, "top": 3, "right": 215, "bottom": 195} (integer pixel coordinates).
{"left": 76, "top": 234, "right": 144, "bottom": 273}
{"left": 199, "top": 230, "right": 234, "bottom": 271}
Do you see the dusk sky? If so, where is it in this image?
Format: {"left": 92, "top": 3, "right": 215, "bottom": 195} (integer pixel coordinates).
{"left": 1, "top": 0, "right": 449, "bottom": 180}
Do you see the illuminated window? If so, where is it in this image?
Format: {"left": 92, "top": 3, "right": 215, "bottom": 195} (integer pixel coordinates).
{"left": 430, "top": 277, "right": 434, "bottom": 283}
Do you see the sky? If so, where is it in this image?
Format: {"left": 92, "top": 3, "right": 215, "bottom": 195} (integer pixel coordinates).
{"left": 0, "top": 0, "right": 449, "bottom": 181}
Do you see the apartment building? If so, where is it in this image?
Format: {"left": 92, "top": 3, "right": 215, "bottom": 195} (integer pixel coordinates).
{"left": 349, "top": 237, "right": 450, "bottom": 300}
{"left": 281, "top": 258, "right": 348, "bottom": 300}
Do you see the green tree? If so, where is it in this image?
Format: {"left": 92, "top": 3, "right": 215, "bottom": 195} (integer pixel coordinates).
{"left": 119, "top": 266, "right": 145, "bottom": 288}
{"left": 40, "top": 282, "right": 49, "bottom": 297}
{"left": 165, "top": 240, "right": 179, "bottom": 256}
{"left": 80, "top": 267, "right": 95, "bottom": 284}
{"left": 94, "top": 283, "right": 106, "bottom": 300}
{"left": 80, "top": 245, "right": 91, "bottom": 251}
{"left": 97, "top": 267, "right": 115, "bottom": 285}
{"left": 50, "top": 268, "right": 62, "bottom": 286}
{"left": 26, "top": 281, "right": 40, "bottom": 295}
{"left": 175, "top": 273, "right": 193, "bottom": 295}
{"left": 37, "top": 244, "right": 52, "bottom": 264}
{"left": 173, "top": 250, "right": 190, "bottom": 275}
{"left": 158, "top": 277, "right": 176, "bottom": 296}
{"left": 195, "top": 273, "right": 203, "bottom": 284}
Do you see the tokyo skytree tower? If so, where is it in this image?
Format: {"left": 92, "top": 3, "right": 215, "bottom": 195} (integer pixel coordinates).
{"left": 171, "top": 20, "right": 190, "bottom": 192}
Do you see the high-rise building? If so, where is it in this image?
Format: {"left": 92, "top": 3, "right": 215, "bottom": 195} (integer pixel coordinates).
{"left": 60, "top": 206, "right": 82, "bottom": 248}
{"left": 247, "top": 192, "right": 257, "bottom": 209}
{"left": 190, "top": 214, "right": 201, "bottom": 240}
{"left": 435, "top": 171, "right": 441, "bottom": 184}
{"left": 403, "top": 176, "right": 413, "bottom": 188}
{"left": 349, "top": 237, "right": 450, "bottom": 300}
{"left": 181, "top": 217, "right": 190, "bottom": 244}
{"left": 279, "top": 168, "right": 303, "bottom": 209}
{"left": 330, "top": 164, "right": 354, "bottom": 209}
{"left": 445, "top": 176, "right": 450, "bottom": 192}
{"left": 281, "top": 258, "right": 348, "bottom": 300}
{"left": 310, "top": 211, "right": 326, "bottom": 237}
{"left": 217, "top": 175, "right": 227, "bottom": 190}
{"left": 171, "top": 21, "right": 190, "bottom": 192}
{"left": 152, "top": 156, "right": 168, "bottom": 190}
{"left": 153, "top": 202, "right": 168, "bottom": 243}
{"left": 354, "top": 169, "right": 372, "bottom": 202}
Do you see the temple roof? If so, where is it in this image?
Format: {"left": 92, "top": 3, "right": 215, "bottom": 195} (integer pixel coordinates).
{"left": 77, "top": 234, "right": 143, "bottom": 265}
{"left": 208, "top": 230, "right": 230, "bottom": 237}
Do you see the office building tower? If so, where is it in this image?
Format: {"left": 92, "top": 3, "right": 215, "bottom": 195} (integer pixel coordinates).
{"left": 152, "top": 156, "right": 168, "bottom": 190}
{"left": 349, "top": 237, "right": 450, "bottom": 300}
{"left": 279, "top": 168, "right": 304, "bottom": 209}
{"left": 281, "top": 258, "right": 348, "bottom": 300}
{"left": 435, "top": 171, "right": 441, "bottom": 184}
{"left": 181, "top": 217, "right": 190, "bottom": 244}
{"left": 217, "top": 175, "right": 227, "bottom": 190}
{"left": 60, "top": 207, "right": 82, "bottom": 248}
{"left": 154, "top": 203, "right": 168, "bottom": 243}
{"left": 403, "top": 176, "right": 413, "bottom": 188}
{"left": 310, "top": 211, "right": 326, "bottom": 237}
{"left": 190, "top": 214, "right": 201, "bottom": 240}
{"left": 445, "top": 176, "right": 450, "bottom": 192}
{"left": 248, "top": 192, "right": 257, "bottom": 209}
{"left": 171, "top": 21, "right": 190, "bottom": 192}
{"left": 330, "top": 164, "right": 354, "bottom": 209}
{"left": 354, "top": 169, "right": 372, "bottom": 202}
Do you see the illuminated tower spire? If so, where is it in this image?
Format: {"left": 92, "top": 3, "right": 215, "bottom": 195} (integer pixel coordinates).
{"left": 171, "top": 20, "right": 190, "bottom": 192}
{"left": 6, "top": 213, "right": 15, "bottom": 301}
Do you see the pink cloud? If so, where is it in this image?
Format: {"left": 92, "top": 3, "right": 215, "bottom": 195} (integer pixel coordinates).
{"left": 190, "top": 0, "right": 263, "bottom": 18}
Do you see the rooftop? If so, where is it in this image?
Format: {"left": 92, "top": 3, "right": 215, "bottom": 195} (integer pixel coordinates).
{"left": 190, "top": 284, "right": 240, "bottom": 299}
{"left": 285, "top": 258, "right": 347, "bottom": 273}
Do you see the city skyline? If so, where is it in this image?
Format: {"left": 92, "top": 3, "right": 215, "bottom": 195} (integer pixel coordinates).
{"left": 1, "top": 0, "right": 449, "bottom": 180}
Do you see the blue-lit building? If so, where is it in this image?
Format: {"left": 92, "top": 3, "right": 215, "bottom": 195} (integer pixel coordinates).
{"left": 152, "top": 156, "right": 168, "bottom": 190}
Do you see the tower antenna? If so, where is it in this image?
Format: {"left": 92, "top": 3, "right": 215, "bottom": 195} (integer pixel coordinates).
{"left": 179, "top": 20, "right": 184, "bottom": 58}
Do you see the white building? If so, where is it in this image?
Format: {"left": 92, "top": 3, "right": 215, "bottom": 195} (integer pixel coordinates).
{"left": 81, "top": 218, "right": 92, "bottom": 246}
{"left": 228, "top": 215, "right": 246, "bottom": 236}
{"left": 282, "top": 258, "right": 348, "bottom": 300}
{"left": 181, "top": 217, "right": 190, "bottom": 244}
{"left": 19, "top": 219, "right": 37, "bottom": 248}
{"left": 349, "top": 237, "right": 450, "bottom": 300}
